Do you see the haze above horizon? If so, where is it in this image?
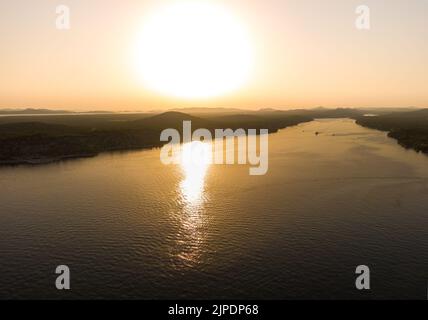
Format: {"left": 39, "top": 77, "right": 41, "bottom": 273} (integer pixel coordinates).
{"left": 1, "top": 0, "right": 427, "bottom": 111}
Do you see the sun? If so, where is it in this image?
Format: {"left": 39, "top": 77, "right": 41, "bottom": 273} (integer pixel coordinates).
{"left": 133, "top": 1, "right": 254, "bottom": 99}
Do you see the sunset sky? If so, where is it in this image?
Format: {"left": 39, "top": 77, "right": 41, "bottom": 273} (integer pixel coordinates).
{"left": 1, "top": 0, "right": 427, "bottom": 111}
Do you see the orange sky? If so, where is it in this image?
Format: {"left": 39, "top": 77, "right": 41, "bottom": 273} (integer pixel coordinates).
{"left": 1, "top": 0, "right": 428, "bottom": 111}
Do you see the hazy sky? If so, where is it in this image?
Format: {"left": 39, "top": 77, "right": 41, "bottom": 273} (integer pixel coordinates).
{"left": 1, "top": 0, "right": 428, "bottom": 111}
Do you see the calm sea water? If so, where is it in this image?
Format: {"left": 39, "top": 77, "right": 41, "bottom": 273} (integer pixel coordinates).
{"left": 0, "top": 119, "right": 427, "bottom": 299}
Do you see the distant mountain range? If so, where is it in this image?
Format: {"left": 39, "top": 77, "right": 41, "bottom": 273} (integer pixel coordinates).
{"left": 0, "top": 106, "right": 421, "bottom": 116}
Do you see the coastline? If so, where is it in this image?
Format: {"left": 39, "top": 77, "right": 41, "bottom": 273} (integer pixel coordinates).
{"left": 3, "top": 109, "right": 427, "bottom": 167}
{"left": 0, "top": 145, "right": 162, "bottom": 167}
{"left": 0, "top": 120, "right": 313, "bottom": 167}
{"left": 356, "top": 119, "right": 428, "bottom": 155}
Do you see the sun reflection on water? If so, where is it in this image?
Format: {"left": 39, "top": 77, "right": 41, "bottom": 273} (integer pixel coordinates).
{"left": 171, "top": 141, "right": 212, "bottom": 268}
{"left": 180, "top": 141, "right": 212, "bottom": 204}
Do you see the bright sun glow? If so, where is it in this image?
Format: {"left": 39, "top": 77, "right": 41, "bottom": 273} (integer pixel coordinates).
{"left": 180, "top": 141, "right": 212, "bottom": 203}
{"left": 134, "top": 1, "right": 254, "bottom": 99}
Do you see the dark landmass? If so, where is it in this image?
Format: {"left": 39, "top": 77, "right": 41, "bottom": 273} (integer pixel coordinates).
{"left": 0, "top": 112, "right": 153, "bottom": 128}
{"left": 0, "top": 108, "right": 72, "bottom": 115}
{"left": 0, "top": 108, "right": 116, "bottom": 115}
{"left": 0, "top": 110, "right": 312, "bottom": 165}
{"left": 261, "top": 107, "right": 365, "bottom": 119}
{"left": 169, "top": 107, "right": 246, "bottom": 116}
{"left": 0, "top": 121, "right": 163, "bottom": 165}
{"left": 356, "top": 109, "right": 428, "bottom": 154}
{"left": 0, "top": 107, "right": 425, "bottom": 165}
{"left": 179, "top": 106, "right": 367, "bottom": 119}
